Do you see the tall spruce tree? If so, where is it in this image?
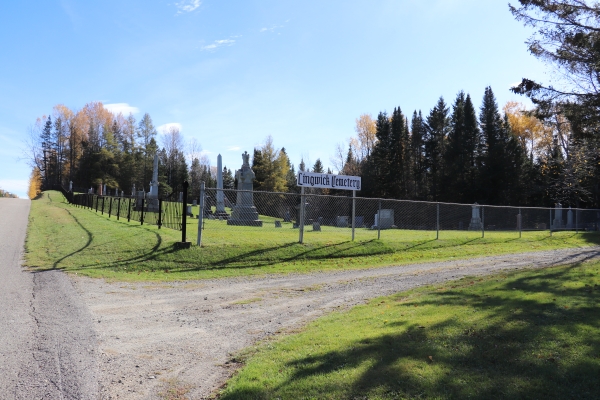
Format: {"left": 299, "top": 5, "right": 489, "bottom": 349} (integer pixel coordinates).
{"left": 389, "top": 107, "right": 410, "bottom": 198}
{"left": 366, "top": 112, "right": 392, "bottom": 197}
{"left": 444, "top": 92, "right": 481, "bottom": 203}
{"left": 479, "top": 86, "right": 512, "bottom": 204}
{"left": 410, "top": 110, "right": 427, "bottom": 199}
{"left": 425, "top": 97, "right": 450, "bottom": 201}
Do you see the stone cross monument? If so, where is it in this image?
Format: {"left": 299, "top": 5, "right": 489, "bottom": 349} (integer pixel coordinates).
{"left": 227, "top": 151, "right": 263, "bottom": 226}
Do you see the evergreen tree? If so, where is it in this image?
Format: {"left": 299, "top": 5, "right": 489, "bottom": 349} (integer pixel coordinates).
{"left": 366, "top": 111, "right": 392, "bottom": 197}
{"left": 444, "top": 92, "right": 481, "bottom": 203}
{"left": 389, "top": 107, "right": 410, "bottom": 198}
{"left": 410, "top": 110, "right": 427, "bottom": 199}
{"left": 424, "top": 97, "right": 450, "bottom": 201}
{"left": 252, "top": 148, "right": 266, "bottom": 190}
{"left": 312, "top": 158, "right": 324, "bottom": 173}
{"left": 479, "top": 86, "right": 511, "bottom": 204}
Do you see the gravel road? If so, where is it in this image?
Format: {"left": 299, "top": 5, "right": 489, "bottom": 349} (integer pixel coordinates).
{"left": 0, "top": 199, "right": 99, "bottom": 400}
{"left": 72, "top": 245, "right": 600, "bottom": 399}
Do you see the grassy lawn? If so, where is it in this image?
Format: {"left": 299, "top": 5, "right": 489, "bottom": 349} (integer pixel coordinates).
{"left": 218, "top": 262, "right": 600, "bottom": 399}
{"left": 25, "top": 191, "right": 600, "bottom": 281}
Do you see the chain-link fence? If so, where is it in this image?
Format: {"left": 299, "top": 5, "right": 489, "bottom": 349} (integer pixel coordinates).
{"left": 196, "top": 188, "right": 600, "bottom": 246}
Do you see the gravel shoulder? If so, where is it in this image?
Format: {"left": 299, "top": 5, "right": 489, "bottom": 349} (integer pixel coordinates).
{"left": 72, "top": 246, "right": 600, "bottom": 399}
{"left": 0, "top": 199, "right": 98, "bottom": 400}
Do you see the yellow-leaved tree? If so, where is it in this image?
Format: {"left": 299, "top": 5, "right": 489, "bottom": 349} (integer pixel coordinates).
{"left": 28, "top": 167, "right": 42, "bottom": 199}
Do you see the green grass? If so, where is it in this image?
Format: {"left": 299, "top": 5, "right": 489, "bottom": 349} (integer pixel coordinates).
{"left": 218, "top": 262, "right": 600, "bottom": 399}
{"left": 25, "top": 191, "right": 600, "bottom": 281}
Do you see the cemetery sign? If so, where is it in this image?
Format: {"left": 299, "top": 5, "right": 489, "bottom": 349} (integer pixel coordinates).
{"left": 297, "top": 171, "right": 361, "bottom": 191}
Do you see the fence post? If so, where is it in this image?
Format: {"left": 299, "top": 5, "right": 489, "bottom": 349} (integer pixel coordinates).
{"left": 117, "top": 197, "right": 121, "bottom": 221}
{"left": 127, "top": 197, "right": 132, "bottom": 222}
{"left": 481, "top": 206, "right": 485, "bottom": 238}
{"left": 377, "top": 199, "right": 381, "bottom": 240}
{"left": 299, "top": 187, "right": 305, "bottom": 244}
{"left": 158, "top": 198, "right": 162, "bottom": 229}
{"left": 140, "top": 197, "right": 145, "bottom": 225}
{"left": 518, "top": 208, "right": 522, "bottom": 238}
{"left": 108, "top": 197, "right": 112, "bottom": 218}
{"left": 549, "top": 208, "right": 552, "bottom": 236}
{"left": 436, "top": 202, "right": 440, "bottom": 240}
{"left": 95, "top": 196, "right": 99, "bottom": 213}
{"left": 177, "top": 181, "right": 191, "bottom": 248}
{"left": 197, "top": 182, "right": 205, "bottom": 246}
{"left": 351, "top": 190, "right": 356, "bottom": 241}
{"left": 101, "top": 197, "right": 105, "bottom": 215}
{"left": 575, "top": 208, "right": 578, "bottom": 234}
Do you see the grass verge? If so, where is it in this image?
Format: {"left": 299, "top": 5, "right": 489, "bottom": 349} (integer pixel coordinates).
{"left": 218, "top": 262, "right": 600, "bottom": 399}
{"left": 25, "top": 191, "right": 600, "bottom": 281}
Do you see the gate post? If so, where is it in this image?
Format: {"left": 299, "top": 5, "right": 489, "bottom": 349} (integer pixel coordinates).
{"left": 177, "top": 181, "right": 191, "bottom": 248}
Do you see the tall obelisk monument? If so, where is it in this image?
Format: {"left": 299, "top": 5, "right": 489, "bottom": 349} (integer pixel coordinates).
{"left": 216, "top": 154, "right": 225, "bottom": 213}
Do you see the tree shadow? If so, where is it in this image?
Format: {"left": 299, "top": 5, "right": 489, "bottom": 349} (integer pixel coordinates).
{"left": 222, "top": 262, "right": 600, "bottom": 399}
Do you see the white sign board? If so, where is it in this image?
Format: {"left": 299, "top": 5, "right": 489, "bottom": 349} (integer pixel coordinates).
{"left": 297, "top": 171, "right": 361, "bottom": 191}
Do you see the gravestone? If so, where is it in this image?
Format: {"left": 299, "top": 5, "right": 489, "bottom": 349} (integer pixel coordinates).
{"left": 227, "top": 151, "right": 263, "bottom": 227}
{"left": 146, "top": 153, "right": 160, "bottom": 212}
{"left": 336, "top": 216, "right": 349, "bottom": 228}
{"left": 378, "top": 209, "right": 394, "bottom": 229}
{"left": 136, "top": 190, "right": 145, "bottom": 211}
{"left": 132, "top": 184, "right": 136, "bottom": 196}
{"left": 69, "top": 181, "right": 73, "bottom": 192}
{"left": 274, "top": 221, "right": 282, "bottom": 228}
{"left": 283, "top": 209, "right": 292, "bottom": 223}
{"left": 552, "top": 203, "right": 563, "bottom": 229}
{"left": 193, "top": 199, "right": 197, "bottom": 206}
{"left": 354, "top": 216, "right": 364, "bottom": 228}
{"left": 468, "top": 203, "right": 483, "bottom": 230}
{"left": 312, "top": 222, "right": 321, "bottom": 231}
{"left": 567, "top": 207, "right": 574, "bottom": 229}
{"left": 186, "top": 205, "right": 193, "bottom": 217}
{"left": 214, "top": 154, "right": 230, "bottom": 219}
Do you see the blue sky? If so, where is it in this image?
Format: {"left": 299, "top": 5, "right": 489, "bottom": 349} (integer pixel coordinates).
{"left": 0, "top": 0, "right": 547, "bottom": 198}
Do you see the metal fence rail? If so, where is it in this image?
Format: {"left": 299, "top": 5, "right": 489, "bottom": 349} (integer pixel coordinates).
{"left": 71, "top": 193, "right": 183, "bottom": 231}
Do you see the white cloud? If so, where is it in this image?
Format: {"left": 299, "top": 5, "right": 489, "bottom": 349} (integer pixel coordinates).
{"left": 260, "top": 25, "right": 284, "bottom": 33}
{"left": 104, "top": 103, "right": 140, "bottom": 116}
{"left": 157, "top": 122, "right": 182, "bottom": 134}
{"left": 174, "top": 0, "right": 201, "bottom": 14}
{"left": 227, "top": 146, "right": 241, "bottom": 151}
{"left": 201, "top": 39, "right": 236, "bottom": 51}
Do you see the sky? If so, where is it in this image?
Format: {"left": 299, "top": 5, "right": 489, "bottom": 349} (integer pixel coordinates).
{"left": 0, "top": 0, "right": 548, "bottom": 199}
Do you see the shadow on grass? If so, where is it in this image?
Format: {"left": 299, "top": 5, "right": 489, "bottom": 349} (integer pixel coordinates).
{"left": 221, "top": 263, "right": 600, "bottom": 399}
{"left": 51, "top": 208, "right": 94, "bottom": 270}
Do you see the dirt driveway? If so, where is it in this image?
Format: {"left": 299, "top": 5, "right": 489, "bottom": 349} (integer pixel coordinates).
{"left": 73, "top": 246, "right": 600, "bottom": 399}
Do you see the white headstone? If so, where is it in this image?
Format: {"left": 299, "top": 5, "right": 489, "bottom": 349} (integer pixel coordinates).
{"left": 567, "top": 206, "right": 574, "bottom": 228}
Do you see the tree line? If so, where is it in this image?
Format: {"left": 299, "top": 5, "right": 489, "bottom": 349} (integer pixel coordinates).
{"left": 331, "top": 86, "right": 598, "bottom": 207}
{"left": 25, "top": 102, "right": 216, "bottom": 200}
